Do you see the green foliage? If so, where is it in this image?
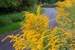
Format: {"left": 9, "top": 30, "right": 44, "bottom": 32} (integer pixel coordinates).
{"left": 27, "top": 0, "right": 38, "bottom": 5}
{"left": 0, "top": 12, "right": 23, "bottom": 26}
{"left": 0, "top": 0, "right": 39, "bottom": 12}
{"left": 0, "top": 22, "right": 21, "bottom": 34}
{"left": 0, "top": 17, "right": 12, "bottom": 26}
{"left": 23, "top": 0, "right": 38, "bottom": 11}
{"left": 42, "top": 0, "right": 58, "bottom": 4}
{"left": 0, "top": 0, "right": 21, "bottom": 8}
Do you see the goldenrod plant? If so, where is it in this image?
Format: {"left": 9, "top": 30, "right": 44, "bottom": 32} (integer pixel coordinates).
{"left": 3, "top": 1, "right": 75, "bottom": 50}
{"left": 56, "top": 0, "right": 75, "bottom": 50}
{"left": 6, "top": 26, "right": 72, "bottom": 50}
{"left": 56, "top": 0, "right": 75, "bottom": 30}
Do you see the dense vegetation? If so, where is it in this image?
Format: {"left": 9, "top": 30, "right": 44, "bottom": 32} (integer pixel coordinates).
{"left": 3, "top": 0, "right": 75, "bottom": 50}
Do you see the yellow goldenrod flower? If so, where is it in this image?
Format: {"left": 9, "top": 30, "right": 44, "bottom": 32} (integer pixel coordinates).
{"left": 4, "top": 3, "right": 75, "bottom": 50}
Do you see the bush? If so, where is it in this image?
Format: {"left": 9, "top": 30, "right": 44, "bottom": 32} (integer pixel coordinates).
{"left": 0, "top": 0, "right": 21, "bottom": 8}
{"left": 0, "top": 0, "right": 39, "bottom": 12}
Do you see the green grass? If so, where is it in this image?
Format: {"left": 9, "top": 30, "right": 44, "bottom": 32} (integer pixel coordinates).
{"left": 0, "top": 12, "right": 24, "bottom": 26}
{"left": 0, "top": 22, "right": 22, "bottom": 34}
{"left": 0, "top": 12, "right": 24, "bottom": 35}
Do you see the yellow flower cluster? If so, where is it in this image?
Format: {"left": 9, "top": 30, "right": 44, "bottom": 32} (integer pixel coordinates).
{"left": 23, "top": 30, "right": 43, "bottom": 50}
{"left": 56, "top": 0, "right": 75, "bottom": 8}
{"left": 5, "top": 3, "right": 75, "bottom": 50}
{"left": 7, "top": 11, "right": 49, "bottom": 50}
{"left": 56, "top": 0, "right": 75, "bottom": 20}
{"left": 7, "top": 34, "right": 28, "bottom": 50}
{"left": 22, "top": 12, "right": 49, "bottom": 50}
{"left": 49, "top": 27, "right": 71, "bottom": 50}
{"left": 22, "top": 12, "right": 49, "bottom": 31}
{"left": 56, "top": 0, "right": 75, "bottom": 50}
{"left": 5, "top": 13, "right": 73, "bottom": 50}
{"left": 56, "top": 0, "right": 75, "bottom": 31}
{"left": 7, "top": 26, "right": 73, "bottom": 50}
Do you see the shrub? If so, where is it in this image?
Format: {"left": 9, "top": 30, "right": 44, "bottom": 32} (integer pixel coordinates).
{"left": 0, "top": 0, "right": 39, "bottom": 12}
{"left": 0, "top": 0, "right": 21, "bottom": 8}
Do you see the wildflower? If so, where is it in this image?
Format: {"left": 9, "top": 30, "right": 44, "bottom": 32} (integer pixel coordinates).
{"left": 8, "top": 34, "right": 27, "bottom": 50}
{"left": 23, "top": 12, "right": 49, "bottom": 31}
{"left": 4, "top": 2, "right": 75, "bottom": 50}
